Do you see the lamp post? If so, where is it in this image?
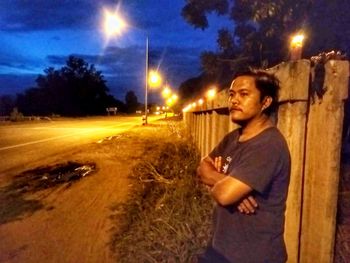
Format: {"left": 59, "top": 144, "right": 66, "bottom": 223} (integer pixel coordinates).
{"left": 144, "top": 37, "right": 149, "bottom": 125}
{"left": 103, "top": 8, "right": 161, "bottom": 125}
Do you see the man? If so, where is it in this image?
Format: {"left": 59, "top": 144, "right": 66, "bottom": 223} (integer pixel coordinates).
{"left": 196, "top": 70, "right": 291, "bottom": 263}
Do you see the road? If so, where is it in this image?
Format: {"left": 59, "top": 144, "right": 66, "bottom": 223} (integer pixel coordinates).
{"left": 0, "top": 117, "right": 165, "bottom": 263}
{"left": 0, "top": 116, "right": 157, "bottom": 175}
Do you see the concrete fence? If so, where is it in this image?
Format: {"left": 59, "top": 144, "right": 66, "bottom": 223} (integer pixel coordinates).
{"left": 183, "top": 60, "right": 349, "bottom": 263}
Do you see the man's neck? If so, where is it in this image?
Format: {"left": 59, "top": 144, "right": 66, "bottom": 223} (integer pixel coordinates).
{"left": 238, "top": 115, "right": 273, "bottom": 142}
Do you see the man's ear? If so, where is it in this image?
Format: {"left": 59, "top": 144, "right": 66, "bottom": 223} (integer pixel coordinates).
{"left": 262, "top": 96, "right": 272, "bottom": 111}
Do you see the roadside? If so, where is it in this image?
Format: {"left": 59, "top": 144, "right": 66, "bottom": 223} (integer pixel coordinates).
{"left": 1, "top": 118, "right": 349, "bottom": 262}
{"left": 0, "top": 121, "right": 172, "bottom": 263}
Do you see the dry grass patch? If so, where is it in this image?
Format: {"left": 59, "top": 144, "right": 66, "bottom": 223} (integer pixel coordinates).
{"left": 110, "top": 121, "right": 212, "bottom": 263}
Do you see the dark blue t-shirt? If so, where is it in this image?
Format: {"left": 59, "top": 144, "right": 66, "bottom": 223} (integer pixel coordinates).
{"left": 209, "top": 127, "right": 291, "bottom": 263}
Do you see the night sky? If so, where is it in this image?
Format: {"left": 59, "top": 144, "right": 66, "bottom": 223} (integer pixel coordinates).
{"left": 0, "top": 0, "right": 231, "bottom": 101}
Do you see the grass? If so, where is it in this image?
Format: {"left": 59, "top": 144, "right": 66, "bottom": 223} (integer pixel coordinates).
{"left": 110, "top": 121, "right": 213, "bottom": 263}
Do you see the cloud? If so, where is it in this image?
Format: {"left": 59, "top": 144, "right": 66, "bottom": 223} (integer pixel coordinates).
{"left": 0, "top": 0, "right": 103, "bottom": 32}
{"left": 0, "top": 73, "right": 38, "bottom": 95}
{"left": 0, "top": 50, "right": 44, "bottom": 74}
{"left": 0, "top": 0, "right": 222, "bottom": 100}
{"left": 0, "top": 0, "right": 182, "bottom": 33}
{"left": 41, "top": 43, "right": 200, "bottom": 101}
{"left": 45, "top": 43, "right": 201, "bottom": 83}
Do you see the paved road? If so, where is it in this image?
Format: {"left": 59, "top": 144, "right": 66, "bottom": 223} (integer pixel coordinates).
{"left": 0, "top": 116, "right": 157, "bottom": 175}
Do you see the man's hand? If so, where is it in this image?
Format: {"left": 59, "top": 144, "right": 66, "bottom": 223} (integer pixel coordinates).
{"left": 198, "top": 156, "right": 257, "bottom": 210}
{"left": 214, "top": 156, "right": 258, "bottom": 213}
{"left": 197, "top": 156, "right": 225, "bottom": 187}
{"left": 214, "top": 156, "right": 222, "bottom": 172}
{"left": 237, "top": 195, "right": 258, "bottom": 214}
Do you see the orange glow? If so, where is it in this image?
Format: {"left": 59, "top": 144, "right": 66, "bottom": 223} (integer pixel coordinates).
{"left": 291, "top": 34, "right": 304, "bottom": 48}
{"left": 149, "top": 70, "right": 162, "bottom": 87}
{"left": 206, "top": 87, "right": 217, "bottom": 100}
{"left": 162, "top": 86, "right": 171, "bottom": 98}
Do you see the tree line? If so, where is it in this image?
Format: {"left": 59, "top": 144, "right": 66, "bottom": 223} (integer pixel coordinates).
{"left": 1, "top": 0, "right": 349, "bottom": 122}
{"left": 178, "top": 0, "right": 350, "bottom": 100}
{"left": 0, "top": 56, "right": 141, "bottom": 117}
{"left": 178, "top": 0, "right": 350, "bottom": 143}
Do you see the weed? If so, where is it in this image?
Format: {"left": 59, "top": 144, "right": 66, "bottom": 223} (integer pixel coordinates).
{"left": 111, "top": 122, "right": 213, "bottom": 263}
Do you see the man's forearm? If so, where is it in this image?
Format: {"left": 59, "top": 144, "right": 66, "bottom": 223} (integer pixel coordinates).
{"left": 197, "top": 158, "right": 226, "bottom": 186}
{"left": 201, "top": 170, "right": 225, "bottom": 186}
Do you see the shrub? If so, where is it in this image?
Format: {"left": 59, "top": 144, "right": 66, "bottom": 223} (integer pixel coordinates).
{"left": 9, "top": 107, "right": 24, "bottom": 122}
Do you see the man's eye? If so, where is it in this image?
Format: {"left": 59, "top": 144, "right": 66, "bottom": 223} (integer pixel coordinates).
{"left": 241, "top": 93, "right": 248, "bottom": 96}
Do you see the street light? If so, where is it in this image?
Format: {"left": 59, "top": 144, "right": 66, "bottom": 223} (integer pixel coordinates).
{"left": 162, "top": 85, "right": 171, "bottom": 98}
{"left": 103, "top": 8, "right": 160, "bottom": 125}
{"left": 145, "top": 68, "right": 162, "bottom": 123}
{"left": 290, "top": 33, "right": 305, "bottom": 61}
{"left": 206, "top": 87, "right": 217, "bottom": 100}
{"left": 103, "top": 9, "right": 127, "bottom": 37}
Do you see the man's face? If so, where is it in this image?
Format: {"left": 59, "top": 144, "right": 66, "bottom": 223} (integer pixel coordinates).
{"left": 228, "top": 76, "right": 267, "bottom": 124}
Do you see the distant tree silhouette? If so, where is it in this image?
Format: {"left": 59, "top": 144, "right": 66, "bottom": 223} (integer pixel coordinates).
{"left": 178, "top": 74, "right": 215, "bottom": 102}
{"left": 0, "top": 94, "right": 16, "bottom": 116}
{"left": 17, "top": 56, "right": 118, "bottom": 116}
{"left": 125, "top": 90, "right": 140, "bottom": 114}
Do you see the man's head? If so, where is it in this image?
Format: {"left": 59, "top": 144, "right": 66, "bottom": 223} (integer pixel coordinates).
{"left": 228, "top": 70, "right": 280, "bottom": 124}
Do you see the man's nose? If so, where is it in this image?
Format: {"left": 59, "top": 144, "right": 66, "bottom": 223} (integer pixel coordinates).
{"left": 229, "top": 95, "right": 238, "bottom": 105}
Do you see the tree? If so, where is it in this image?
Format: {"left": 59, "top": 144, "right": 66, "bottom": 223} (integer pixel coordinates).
{"left": 180, "top": 0, "right": 350, "bottom": 98}
{"left": 0, "top": 94, "right": 16, "bottom": 116}
{"left": 17, "top": 56, "right": 115, "bottom": 116}
{"left": 125, "top": 90, "right": 139, "bottom": 114}
{"left": 178, "top": 74, "right": 216, "bottom": 103}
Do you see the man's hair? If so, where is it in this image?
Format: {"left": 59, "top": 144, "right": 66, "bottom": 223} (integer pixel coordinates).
{"left": 234, "top": 69, "right": 280, "bottom": 116}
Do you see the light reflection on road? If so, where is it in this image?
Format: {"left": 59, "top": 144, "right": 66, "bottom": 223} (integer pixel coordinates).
{"left": 0, "top": 116, "right": 160, "bottom": 174}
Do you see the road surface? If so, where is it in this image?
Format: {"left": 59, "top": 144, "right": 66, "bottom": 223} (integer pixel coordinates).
{"left": 0, "top": 115, "right": 164, "bottom": 263}
{"left": 0, "top": 116, "right": 157, "bottom": 175}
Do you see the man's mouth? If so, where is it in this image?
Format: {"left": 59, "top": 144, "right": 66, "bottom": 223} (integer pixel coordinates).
{"left": 230, "top": 107, "right": 241, "bottom": 112}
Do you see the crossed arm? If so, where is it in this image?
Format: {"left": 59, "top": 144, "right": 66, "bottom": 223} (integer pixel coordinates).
{"left": 197, "top": 156, "right": 257, "bottom": 213}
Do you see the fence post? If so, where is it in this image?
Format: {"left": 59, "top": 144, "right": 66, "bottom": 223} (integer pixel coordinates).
{"left": 300, "top": 60, "right": 349, "bottom": 263}
{"left": 268, "top": 60, "right": 310, "bottom": 263}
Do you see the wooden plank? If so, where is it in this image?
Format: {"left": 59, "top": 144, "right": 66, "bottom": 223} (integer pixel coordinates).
{"left": 267, "top": 60, "right": 310, "bottom": 102}
{"left": 278, "top": 102, "right": 308, "bottom": 263}
{"left": 300, "top": 61, "right": 349, "bottom": 263}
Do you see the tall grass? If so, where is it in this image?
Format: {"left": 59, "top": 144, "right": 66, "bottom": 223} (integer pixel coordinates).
{"left": 111, "top": 123, "right": 213, "bottom": 262}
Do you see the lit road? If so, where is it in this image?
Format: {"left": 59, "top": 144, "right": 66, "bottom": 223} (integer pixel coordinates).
{"left": 0, "top": 116, "right": 158, "bottom": 175}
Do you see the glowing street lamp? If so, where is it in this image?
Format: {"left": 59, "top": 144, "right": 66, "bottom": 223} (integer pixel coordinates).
{"left": 182, "top": 105, "right": 191, "bottom": 112}
{"left": 103, "top": 9, "right": 127, "bottom": 37}
{"left": 290, "top": 33, "right": 305, "bottom": 61}
{"left": 171, "top": 94, "right": 178, "bottom": 102}
{"left": 162, "top": 85, "right": 171, "bottom": 98}
{"left": 206, "top": 87, "right": 217, "bottom": 100}
{"left": 167, "top": 94, "right": 178, "bottom": 105}
{"left": 166, "top": 98, "right": 173, "bottom": 106}
{"left": 148, "top": 70, "right": 162, "bottom": 88}
{"left": 103, "top": 8, "right": 157, "bottom": 125}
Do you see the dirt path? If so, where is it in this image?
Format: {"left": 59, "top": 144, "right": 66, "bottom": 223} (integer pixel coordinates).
{"left": 0, "top": 126, "right": 159, "bottom": 263}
